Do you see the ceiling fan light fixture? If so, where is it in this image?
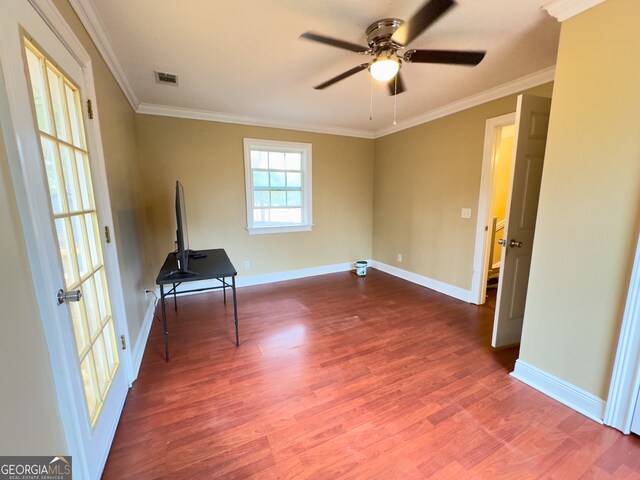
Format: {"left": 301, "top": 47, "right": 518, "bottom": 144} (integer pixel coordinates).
{"left": 369, "top": 56, "right": 400, "bottom": 82}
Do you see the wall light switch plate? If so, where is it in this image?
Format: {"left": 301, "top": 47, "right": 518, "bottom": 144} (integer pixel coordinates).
{"left": 461, "top": 208, "right": 472, "bottom": 219}
{"left": 397, "top": 253, "right": 403, "bottom": 262}
{"left": 244, "top": 261, "right": 251, "bottom": 270}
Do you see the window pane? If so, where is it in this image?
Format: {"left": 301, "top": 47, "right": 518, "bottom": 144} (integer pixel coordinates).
{"left": 94, "top": 268, "right": 110, "bottom": 324}
{"left": 46, "top": 67, "right": 69, "bottom": 142}
{"left": 250, "top": 150, "right": 268, "bottom": 169}
{"left": 253, "top": 171, "right": 269, "bottom": 187}
{"left": 84, "top": 213, "right": 100, "bottom": 268}
{"left": 268, "top": 151, "right": 285, "bottom": 170}
{"left": 272, "top": 208, "right": 302, "bottom": 223}
{"left": 80, "top": 354, "right": 98, "bottom": 419}
{"left": 55, "top": 218, "right": 77, "bottom": 288}
{"left": 285, "top": 153, "right": 301, "bottom": 171}
{"left": 82, "top": 276, "right": 100, "bottom": 338}
{"left": 76, "top": 152, "right": 91, "bottom": 210}
{"left": 40, "top": 137, "right": 64, "bottom": 214}
{"left": 65, "top": 83, "right": 83, "bottom": 148}
{"left": 60, "top": 146, "right": 80, "bottom": 212}
{"left": 270, "top": 172, "right": 285, "bottom": 187}
{"left": 25, "top": 48, "right": 52, "bottom": 134}
{"left": 253, "top": 208, "right": 268, "bottom": 223}
{"left": 103, "top": 320, "right": 119, "bottom": 375}
{"left": 286, "top": 172, "right": 301, "bottom": 188}
{"left": 69, "top": 300, "right": 89, "bottom": 355}
{"left": 271, "top": 191, "right": 286, "bottom": 207}
{"left": 92, "top": 333, "right": 109, "bottom": 397}
{"left": 287, "top": 191, "right": 302, "bottom": 207}
{"left": 253, "top": 208, "right": 302, "bottom": 224}
{"left": 71, "top": 215, "right": 89, "bottom": 278}
{"left": 253, "top": 190, "right": 270, "bottom": 207}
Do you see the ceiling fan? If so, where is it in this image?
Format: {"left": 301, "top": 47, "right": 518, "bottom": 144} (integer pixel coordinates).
{"left": 300, "top": 0, "right": 486, "bottom": 95}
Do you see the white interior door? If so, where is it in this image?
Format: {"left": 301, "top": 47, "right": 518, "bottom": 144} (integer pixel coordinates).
{"left": 492, "top": 94, "right": 551, "bottom": 348}
{"left": 0, "top": 1, "right": 129, "bottom": 478}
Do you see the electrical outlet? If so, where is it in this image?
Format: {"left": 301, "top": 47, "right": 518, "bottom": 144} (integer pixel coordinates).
{"left": 244, "top": 260, "right": 251, "bottom": 270}
{"left": 143, "top": 289, "right": 148, "bottom": 299}
{"left": 397, "top": 253, "right": 403, "bottom": 263}
{"left": 461, "top": 208, "right": 472, "bottom": 219}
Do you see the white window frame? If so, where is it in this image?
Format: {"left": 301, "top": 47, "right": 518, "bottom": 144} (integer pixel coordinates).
{"left": 243, "top": 138, "right": 313, "bottom": 235}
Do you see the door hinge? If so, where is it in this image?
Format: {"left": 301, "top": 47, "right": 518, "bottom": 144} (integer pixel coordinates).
{"left": 105, "top": 225, "right": 111, "bottom": 243}
{"left": 121, "top": 335, "right": 127, "bottom": 350}
{"left": 87, "top": 99, "right": 93, "bottom": 119}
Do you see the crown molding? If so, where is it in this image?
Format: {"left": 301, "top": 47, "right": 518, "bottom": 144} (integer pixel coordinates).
{"left": 136, "top": 67, "right": 556, "bottom": 141}
{"left": 136, "top": 103, "right": 375, "bottom": 139}
{"left": 374, "top": 66, "right": 556, "bottom": 138}
{"left": 68, "top": 0, "right": 138, "bottom": 110}
{"left": 542, "top": 0, "right": 608, "bottom": 21}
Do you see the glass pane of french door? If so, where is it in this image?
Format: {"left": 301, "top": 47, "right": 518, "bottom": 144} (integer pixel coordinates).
{"left": 23, "top": 38, "right": 119, "bottom": 426}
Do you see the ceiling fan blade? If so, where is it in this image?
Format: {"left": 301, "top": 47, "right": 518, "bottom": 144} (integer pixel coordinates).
{"left": 404, "top": 49, "right": 486, "bottom": 65}
{"left": 314, "top": 63, "right": 370, "bottom": 90}
{"left": 391, "top": 0, "right": 456, "bottom": 47}
{"left": 300, "top": 32, "right": 368, "bottom": 53}
{"left": 387, "top": 73, "right": 406, "bottom": 96}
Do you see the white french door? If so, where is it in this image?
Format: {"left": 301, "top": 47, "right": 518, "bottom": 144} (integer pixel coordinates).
{"left": 0, "top": 1, "right": 130, "bottom": 478}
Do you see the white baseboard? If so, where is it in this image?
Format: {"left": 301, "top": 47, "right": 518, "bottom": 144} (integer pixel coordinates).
{"left": 130, "top": 297, "right": 155, "bottom": 381}
{"left": 155, "top": 260, "right": 364, "bottom": 297}
{"left": 370, "top": 260, "right": 472, "bottom": 303}
{"left": 511, "top": 359, "right": 606, "bottom": 424}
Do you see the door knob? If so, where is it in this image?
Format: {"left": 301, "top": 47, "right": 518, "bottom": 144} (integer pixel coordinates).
{"left": 509, "top": 239, "right": 523, "bottom": 248}
{"left": 57, "top": 289, "right": 82, "bottom": 304}
{"left": 497, "top": 239, "right": 506, "bottom": 246}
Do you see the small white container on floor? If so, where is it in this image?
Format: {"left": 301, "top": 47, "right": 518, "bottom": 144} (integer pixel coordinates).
{"left": 355, "top": 261, "right": 368, "bottom": 276}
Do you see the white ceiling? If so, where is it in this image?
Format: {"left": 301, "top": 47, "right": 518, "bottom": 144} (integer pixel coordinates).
{"left": 87, "top": 0, "right": 560, "bottom": 137}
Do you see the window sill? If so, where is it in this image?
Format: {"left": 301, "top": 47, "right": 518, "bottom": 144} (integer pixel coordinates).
{"left": 247, "top": 224, "right": 313, "bottom": 235}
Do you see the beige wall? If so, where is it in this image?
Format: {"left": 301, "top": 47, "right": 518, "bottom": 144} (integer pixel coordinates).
{"left": 135, "top": 116, "right": 374, "bottom": 277}
{"left": 52, "top": 0, "right": 150, "bottom": 347}
{"left": 519, "top": 0, "right": 640, "bottom": 399}
{"left": 373, "top": 83, "right": 553, "bottom": 290}
{"left": 0, "top": 86, "right": 66, "bottom": 454}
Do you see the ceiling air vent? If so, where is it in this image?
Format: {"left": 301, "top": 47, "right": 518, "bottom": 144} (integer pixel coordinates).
{"left": 155, "top": 71, "right": 178, "bottom": 86}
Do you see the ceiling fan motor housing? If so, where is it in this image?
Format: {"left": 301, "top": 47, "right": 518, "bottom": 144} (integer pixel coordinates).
{"left": 365, "top": 18, "right": 404, "bottom": 52}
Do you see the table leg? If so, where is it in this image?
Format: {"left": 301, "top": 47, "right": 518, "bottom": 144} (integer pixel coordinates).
{"left": 173, "top": 282, "right": 177, "bottom": 311}
{"left": 232, "top": 275, "right": 239, "bottom": 347}
{"left": 223, "top": 278, "right": 227, "bottom": 305}
{"left": 160, "top": 284, "right": 169, "bottom": 362}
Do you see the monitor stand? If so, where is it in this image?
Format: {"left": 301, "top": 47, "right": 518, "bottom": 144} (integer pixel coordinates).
{"left": 162, "top": 268, "right": 197, "bottom": 279}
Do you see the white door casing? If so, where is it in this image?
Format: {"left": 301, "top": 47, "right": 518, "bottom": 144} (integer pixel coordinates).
{"left": 0, "top": 0, "right": 132, "bottom": 478}
{"left": 604, "top": 232, "right": 640, "bottom": 434}
{"left": 471, "top": 112, "right": 516, "bottom": 305}
{"left": 492, "top": 94, "right": 551, "bottom": 348}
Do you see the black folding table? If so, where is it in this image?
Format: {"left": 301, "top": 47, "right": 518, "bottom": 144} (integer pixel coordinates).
{"left": 155, "top": 248, "right": 238, "bottom": 362}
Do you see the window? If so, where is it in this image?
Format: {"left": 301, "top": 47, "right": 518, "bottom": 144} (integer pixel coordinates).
{"left": 243, "top": 138, "right": 312, "bottom": 234}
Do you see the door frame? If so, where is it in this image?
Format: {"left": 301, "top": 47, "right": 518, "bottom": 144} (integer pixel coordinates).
{"left": 470, "top": 112, "right": 516, "bottom": 305}
{"left": 0, "top": 0, "right": 133, "bottom": 475}
{"left": 604, "top": 232, "right": 640, "bottom": 433}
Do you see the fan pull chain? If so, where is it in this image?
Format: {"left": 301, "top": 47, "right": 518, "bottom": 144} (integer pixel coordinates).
{"left": 369, "top": 74, "right": 374, "bottom": 121}
{"left": 393, "top": 75, "right": 398, "bottom": 126}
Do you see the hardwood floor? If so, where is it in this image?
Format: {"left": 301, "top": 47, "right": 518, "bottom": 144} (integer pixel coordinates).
{"left": 103, "top": 269, "right": 640, "bottom": 479}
